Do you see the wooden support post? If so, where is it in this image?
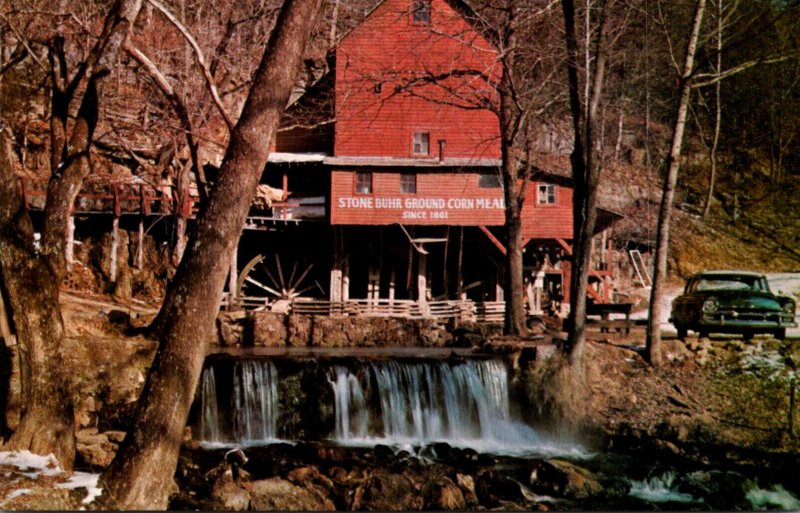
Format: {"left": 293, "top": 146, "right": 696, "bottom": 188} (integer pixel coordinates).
{"left": 342, "top": 258, "right": 350, "bottom": 302}
{"left": 66, "top": 215, "right": 75, "bottom": 273}
{"left": 330, "top": 228, "right": 343, "bottom": 302}
{"left": 228, "top": 244, "right": 238, "bottom": 308}
{"left": 389, "top": 268, "right": 396, "bottom": 305}
{"left": 417, "top": 250, "right": 428, "bottom": 308}
{"left": 110, "top": 216, "right": 120, "bottom": 283}
{"left": 457, "top": 227, "right": 464, "bottom": 298}
{"left": 495, "top": 265, "right": 504, "bottom": 302}
{"left": 136, "top": 218, "right": 144, "bottom": 270}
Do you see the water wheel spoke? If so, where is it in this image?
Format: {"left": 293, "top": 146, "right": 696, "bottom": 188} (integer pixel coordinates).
{"left": 294, "top": 262, "right": 315, "bottom": 289}
{"left": 275, "top": 254, "right": 286, "bottom": 290}
{"left": 244, "top": 276, "right": 281, "bottom": 297}
{"left": 287, "top": 261, "right": 299, "bottom": 290}
{"left": 260, "top": 261, "right": 282, "bottom": 292}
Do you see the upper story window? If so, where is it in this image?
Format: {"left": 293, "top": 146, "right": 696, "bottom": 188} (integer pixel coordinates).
{"left": 538, "top": 183, "right": 556, "bottom": 205}
{"left": 412, "top": 131, "right": 430, "bottom": 155}
{"left": 412, "top": 0, "right": 431, "bottom": 24}
{"left": 355, "top": 172, "right": 373, "bottom": 194}
{"left": 401, "top": 173, "right": 417, "bottom": 194}
{"left": 478, "top": 173, "right": 502, "bottom": 188}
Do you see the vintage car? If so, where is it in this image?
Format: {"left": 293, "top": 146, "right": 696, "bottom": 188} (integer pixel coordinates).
{"left": 670, "top": 271, "right": 796, "bottom": 340}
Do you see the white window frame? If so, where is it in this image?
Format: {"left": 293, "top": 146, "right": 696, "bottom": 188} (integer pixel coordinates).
{"left": 412, "top": 131, "right": 430, "bottom": 155}
{"left": 537, "top": 183, "right": 556, "bottom": 205}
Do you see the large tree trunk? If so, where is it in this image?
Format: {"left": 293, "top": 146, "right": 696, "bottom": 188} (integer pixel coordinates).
{"left": 0, "top": 130, "right": 75, "bottom": 470}
{"left": 498, "top": 2, "right": 527, "bottom": 337}
{"left": 562, "top": 0, "right": 609, "bottom": 364}
{"left": 0, "top": 0, "right": 142, "bottom": 470}
{"left": 98, "top": 1, "right": 324, "bottom": 508}
{"left": 647, "top": 0, "right": 707, "bottom": 367}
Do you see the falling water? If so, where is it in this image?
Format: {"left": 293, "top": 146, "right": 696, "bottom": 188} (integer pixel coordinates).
{"left": 198, "top": 366, "right": 221, "bottom": 442}
{"left": 198, "top": 360, "right": 280, "bottom": 445}
{"left": 329, "top": 359, "right": 587, "bottom": 457}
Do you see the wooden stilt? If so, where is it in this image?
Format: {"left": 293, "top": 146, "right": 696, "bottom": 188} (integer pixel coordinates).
{"left": 342, "top": 257, "right": 350, "bottom": 301}
{"left": 443, "top": 227, "right": 450, "bottom": 298}
{"left": 66, "top": 215, "right": 75, "bottom": 273}
{"left": 457, "top": 227, "right": 464, "bottom": 298}
{"left": 495, "top": 265, "right": 504, "bottom": 302}
{"left": 330, "top": 227, "right": 343, "bottom": 302}
{"left": 389, "top": 268, "right": 396, "bottom": 305}
{"left": 418, "top": 250, "right": 428, "bottom": 313}
{"left": 110, "top": 216, "right": 120, "bottom": 282}
{"left": 228, "top": 244, "right": 238, "bottom": 308}
{"left": 136, "top": 218, "right": 144, "bottom": 270}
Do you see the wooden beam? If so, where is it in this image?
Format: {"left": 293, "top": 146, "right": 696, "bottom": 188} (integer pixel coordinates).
{"left": 479, "top": 225, "right": 506, "bottom": 255}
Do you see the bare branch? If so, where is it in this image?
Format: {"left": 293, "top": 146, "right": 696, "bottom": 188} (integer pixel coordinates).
{"left": 147, "top": 0, "right": 235, "bottom": 131}
{"left": 691, "top": 52, "right": 799, "bottom": 89}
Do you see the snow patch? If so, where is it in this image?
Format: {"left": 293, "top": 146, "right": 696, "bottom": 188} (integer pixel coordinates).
{"left": 56, "top": 471, "right": 103, "bottom": 505}
{"left": 0, "top": 450, "right": 62, "bottom": 476}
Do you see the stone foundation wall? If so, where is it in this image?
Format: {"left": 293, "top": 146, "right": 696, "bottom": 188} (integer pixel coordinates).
{"left": 218, "top": 311, "right": 503, "bottom": 348}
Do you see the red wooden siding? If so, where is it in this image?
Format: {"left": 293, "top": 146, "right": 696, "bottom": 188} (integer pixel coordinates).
{"left": 331, "top": 169, "right": 574, "bottom": 239}
{"left": 334, "top": 0, "right": 501, "bottom": 160}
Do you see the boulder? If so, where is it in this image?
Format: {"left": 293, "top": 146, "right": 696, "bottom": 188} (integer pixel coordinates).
{"left": 529, "top": 459, "right": 603, "bottom": 499}
{"left": 422, "top": 476, "right": 466, "bottom": 510}
{"left": 357, "top": 469, "right": 423, "bottom": 511}
{"left": 456, "top": 473, "right": 479, "bottom": 506}
{"left": 212, "top": 478, "right": 251, "bottom": 511}
{"left": 248, "top": 478, "right": 334, "bottom": 511}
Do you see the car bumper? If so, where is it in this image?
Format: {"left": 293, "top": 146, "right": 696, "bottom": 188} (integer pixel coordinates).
{"left": 698, "top": 312, "right": 797, "bottom": 330}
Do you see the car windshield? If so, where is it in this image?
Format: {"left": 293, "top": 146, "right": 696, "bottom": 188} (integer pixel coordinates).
{"left": 692, "top": 275, "right": 766, "bottom": 292}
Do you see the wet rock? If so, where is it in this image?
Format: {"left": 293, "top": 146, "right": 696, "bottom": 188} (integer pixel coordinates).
{"left": 357, "top": 469, "right": 423, "bottom": 511}
{"left": 212, "top": 477, "right": 251, "bottom": 511}
{"left": 476, "top": 469, "right": 526, "bottom": 506}
{"left": 252, "top": 311, "right": 286, "bottom": 347}
{"left": 288, "top": 465, "right": 334, "bottom": 491}
{"left": 529, "top": 459, "right": 603, "bottom": 499}
{"left": 248, "top": 477, "right": 334, "bottom": 511}
{"left": 679, "top": 470, "right": 749, "bottom": 509}
{"left": 456, "top": 473, "right": 479, "bottom": 506}
{"left": 422, "top": 476, "right": 466, "bottom": 510}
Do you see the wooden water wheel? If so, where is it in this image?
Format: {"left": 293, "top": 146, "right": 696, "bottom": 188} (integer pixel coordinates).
{"left": 235, "top": 253, "right": 323, "bottom": 307}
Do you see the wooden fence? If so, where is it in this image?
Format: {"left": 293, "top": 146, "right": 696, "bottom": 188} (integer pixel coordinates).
{"left": 223, "top": 295, "right": 507, "bottom": 323}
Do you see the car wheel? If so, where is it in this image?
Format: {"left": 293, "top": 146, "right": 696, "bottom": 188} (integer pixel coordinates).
{"left": 742, "top": 332, "right": 754, "bottom": 341}
{"left": 774, "top": 328, "right": 786, "bottom": 340}
{"left": 676, "top": 327, "right": 688, "bottom": 340}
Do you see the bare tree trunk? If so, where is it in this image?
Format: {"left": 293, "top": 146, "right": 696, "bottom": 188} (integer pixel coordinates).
{"left": 647, "top": 0, "right": 707, "bottom": 367}
{"left": 0, "top": 0, "right": 142, "bottom": 470}
{"left": 702, "top": 0, "right": 722, "bottom": 220}
{"left": 499, "top": 0, "right": 528, "bottom": 337}
{"left": 0, "top": 129, "right": 75, "bottom": 470}
{"left": 562, "top": 0, "right": 610, "bottom": 364}
{"left": 98, "top": 1, "right": 324, "bottom": 508}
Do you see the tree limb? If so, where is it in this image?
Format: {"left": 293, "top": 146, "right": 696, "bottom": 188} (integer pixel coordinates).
{"left": 146, "top": 0, "right": 235, "bottom": 131}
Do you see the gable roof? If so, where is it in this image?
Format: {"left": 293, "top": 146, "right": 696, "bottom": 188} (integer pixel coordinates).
{"left": 335, "top": 0, "right": 498, "bottom": 49}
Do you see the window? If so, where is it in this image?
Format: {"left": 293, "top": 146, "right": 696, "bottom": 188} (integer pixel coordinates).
{"left": 401, "top": 173, "right": 417, "bottom": 194}
{"left": 478, "top": 173, "right": 502, "bottom": 188}
{"left": 412, "top": 132, "right": 430, "bottom": 155}
{"left": 538, "top": 183, "right": 556, "bottom": 205}
{"left": 412, "top": 0, "right": 431, "bottom": 23}
{"left": 355, "top": 172, "right": 372, "bottom": 194}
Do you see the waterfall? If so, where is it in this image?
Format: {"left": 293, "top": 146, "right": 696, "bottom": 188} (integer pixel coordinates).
{"left": 197, "top": 360, "right": 280, "bottom": 445}
{"left": 328, "top": 359, "right": 586, "bottom": 456}
{"left": 199, "top": 365, "right": 221, "bottom": 442}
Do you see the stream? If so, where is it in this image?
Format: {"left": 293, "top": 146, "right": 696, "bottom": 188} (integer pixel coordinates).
{"left": 173, "top": 356, "right": 800, "bottom": 510}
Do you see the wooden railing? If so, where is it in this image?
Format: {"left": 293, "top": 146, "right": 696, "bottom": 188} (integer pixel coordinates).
{"left": 223, "top": 295, "right": 508, "bottom": 323}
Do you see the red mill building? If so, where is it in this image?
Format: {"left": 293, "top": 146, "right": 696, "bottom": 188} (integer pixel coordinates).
{"left": 236, "top": 0, "right": 620, "bottom": 319}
